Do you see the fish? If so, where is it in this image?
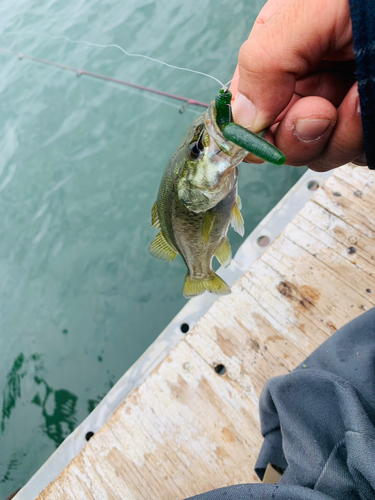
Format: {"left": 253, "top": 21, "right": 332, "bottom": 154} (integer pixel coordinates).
{"left": 149, "top": 89, "right": 285, "bottom": 298}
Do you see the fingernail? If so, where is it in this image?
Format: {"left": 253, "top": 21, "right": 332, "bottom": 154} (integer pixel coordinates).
{"left": 294, "top": 119, "right": 331, "bottom": 142}
{"left": 231, "top": 92, "right": 257, "bottom": 129}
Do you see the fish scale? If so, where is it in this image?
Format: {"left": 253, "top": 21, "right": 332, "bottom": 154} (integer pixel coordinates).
{"left": 149, "top": 89, "right": 285, "bottom": 298}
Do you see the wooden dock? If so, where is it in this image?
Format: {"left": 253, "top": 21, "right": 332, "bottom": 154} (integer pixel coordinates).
{"left": 37, "top": 164, "right": 375, "bottom": 500}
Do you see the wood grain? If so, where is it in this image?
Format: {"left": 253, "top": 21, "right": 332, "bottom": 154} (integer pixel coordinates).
{"left": 38, "top": 164, "right": 375, "bottom": 500}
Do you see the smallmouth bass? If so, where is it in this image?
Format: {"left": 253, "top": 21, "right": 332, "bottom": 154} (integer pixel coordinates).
{"left": 149, "top": 89, "right": 285, "bottom": 298}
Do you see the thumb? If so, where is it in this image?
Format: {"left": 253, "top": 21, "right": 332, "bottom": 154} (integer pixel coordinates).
{"left": 231, "top": 0, "right": 352, "bottom": 133}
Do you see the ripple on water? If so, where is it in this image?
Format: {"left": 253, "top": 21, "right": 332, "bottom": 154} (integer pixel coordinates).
{"left": 0, "top": 0, "right": 305, "bottom": 497}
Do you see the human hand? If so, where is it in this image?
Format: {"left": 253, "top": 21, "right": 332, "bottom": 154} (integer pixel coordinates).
{"left": 230, "top": 0, "right": 365, "bottom": 171}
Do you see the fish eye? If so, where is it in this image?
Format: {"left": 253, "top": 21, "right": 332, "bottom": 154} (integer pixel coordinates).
{"left": 189, "top": 141, "right": 204, "bottom": 160}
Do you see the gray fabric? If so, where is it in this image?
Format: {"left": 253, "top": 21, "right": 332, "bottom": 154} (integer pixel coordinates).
{"left": 186, "top": 308, "right": 375, "bottom": 500}
{"left": 186, "top": 484, "right": 333, "bottom": 499}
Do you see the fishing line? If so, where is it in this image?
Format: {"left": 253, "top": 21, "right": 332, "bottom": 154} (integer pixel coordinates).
{"left": 13, "top": 30, "right": 226, "bottom": 88}
{"left": 224, "top": 75, "right": 239, "bottom": 88}
{"left": 0, "top": 47, "right": 209, "bottom": 110}
{"left": 110, "top": 80, "right": 202, "bottom": 116}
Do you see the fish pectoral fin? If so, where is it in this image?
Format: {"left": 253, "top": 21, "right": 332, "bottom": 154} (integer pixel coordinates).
{"left": 215, "top": 237, "right": 232, "bottom": 268}
{"left": 236, "top": 194, "right": 242, "bottom": 210}
{"left": 231, "top": 204, "right": 245, "bottom": 237}
{"left": 183, "top": 273, "right": 231, "bottom": 298}
{"left": 151, "top": 201, "right": 161, "bottom": 229}
{"left": 148, "top": 232, "right": 178, "bottom": 262}
{"left": 203, "top": 211, "right": 216, "bottom": 244}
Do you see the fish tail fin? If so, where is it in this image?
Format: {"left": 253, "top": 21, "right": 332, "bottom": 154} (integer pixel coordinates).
{"left": 183, "top": 275, "right": 206, "bottom": 298}
{"left": 183, "top": 273, "right": 231, "bottom": 298}
{"left": 204, "top": 273, "right": 231, "bottom": 296}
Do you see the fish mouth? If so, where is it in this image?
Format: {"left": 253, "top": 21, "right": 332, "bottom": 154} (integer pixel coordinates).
{"left": 176, "top": 102, "right": 247, "bottom": 214}
{"left": 204, "top": 103, "right": 249, "bottom": 166}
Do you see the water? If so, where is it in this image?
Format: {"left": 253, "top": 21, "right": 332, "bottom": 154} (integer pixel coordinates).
{"left": 0, "top": 0, "right": 305, "bottom": 497}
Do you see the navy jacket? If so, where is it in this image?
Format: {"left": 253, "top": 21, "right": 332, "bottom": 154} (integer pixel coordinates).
{"left": 350, "top": 0, "right": 375, "bottom": 169}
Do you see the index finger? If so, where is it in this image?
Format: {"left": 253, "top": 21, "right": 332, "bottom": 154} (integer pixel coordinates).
{"left": 251, "top": 0, "right": 290, "bottom": 35}
{"left": 232, "top": 0, "right": 352, "bottom": 132}
{"left": 230, "top": 0, "right": 289, "bottom": 96}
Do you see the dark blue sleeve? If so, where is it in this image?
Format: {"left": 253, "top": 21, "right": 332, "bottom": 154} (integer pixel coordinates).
{"left": 349, "top": 0, "right": 375, "bottom": 169}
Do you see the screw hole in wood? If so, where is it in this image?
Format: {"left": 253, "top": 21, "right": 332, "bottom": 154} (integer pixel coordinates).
{"left": 214, "top": 364, "right": 226, "bottom": 375}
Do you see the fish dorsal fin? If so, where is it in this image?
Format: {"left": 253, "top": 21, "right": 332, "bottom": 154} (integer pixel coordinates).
{"left": 215, "top": 236, "right": 232, "bottom": 268}
{"left": 236, "top": 194, "right": 242, "bottom": 210}
{"left": 148, "top": 232, "right": 178, "bottom": 262}
{"left": 151, "top": 201, "right": 161, "bottom": 229}
{"left": 203, "top": 210, "right": 216, "bottom": 244}
{"left": 231, "top": 203, "right": 245, "bottom": 237}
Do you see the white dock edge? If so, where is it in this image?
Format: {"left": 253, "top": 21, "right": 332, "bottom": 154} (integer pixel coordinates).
{"left": 15, "top": 167, "right": 332, "bottom": 500}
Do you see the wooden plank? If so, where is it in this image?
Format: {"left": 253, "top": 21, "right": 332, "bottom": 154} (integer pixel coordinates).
{"left": 334, "top": 166, "right": 375, "bottom": 205}
{"left": 37, "top": 165, "right": 375, "bottom": 500}
{"left": 286, "top": 217, "right": 375, "bottom": 300}
{"left": 314, "top": 179, "right": 375, "bottom": 237}
{"left": 300, "top": 199, "right": 375, "bottom": 269}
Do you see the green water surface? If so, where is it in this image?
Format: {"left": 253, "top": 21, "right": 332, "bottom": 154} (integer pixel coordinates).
{"left": 0, "top": 0, "right": 305, "bottom": 497}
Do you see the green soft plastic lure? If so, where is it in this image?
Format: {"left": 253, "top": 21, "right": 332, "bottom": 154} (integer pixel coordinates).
{"left": 215, "top": 88, "right": 285, "bottom": 165}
